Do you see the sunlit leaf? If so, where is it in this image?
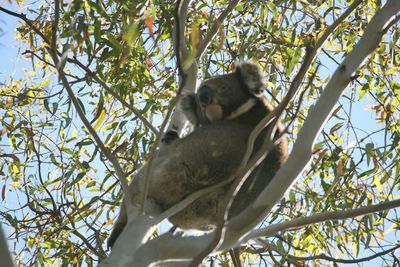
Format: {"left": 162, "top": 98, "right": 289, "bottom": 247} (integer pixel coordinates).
{"left": 93, "top": 109, "right": 106, "bottom": 130}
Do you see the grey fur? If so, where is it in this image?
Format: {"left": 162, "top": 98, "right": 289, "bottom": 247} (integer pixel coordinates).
{"left": 107, "top": 62, "right": 288, "bottom": 249}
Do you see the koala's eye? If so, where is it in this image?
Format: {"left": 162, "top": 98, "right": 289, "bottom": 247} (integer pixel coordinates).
{"left": 198, "top": 86, "right": 214, "bottom": 104}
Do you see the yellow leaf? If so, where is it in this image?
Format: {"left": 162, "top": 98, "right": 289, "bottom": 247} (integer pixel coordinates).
{"left": 12, "top": 164, "right": 20, "bottom": 174}
{"left": 374, "top": 176, "right": 382, "bottom": 193}
{"left": 384, "top": 67, "right": 399, "bottom": 75}
{"left": 41, "top": 79, "right": 51, "bottom": 87}
{"left": 10, "top": 181, "right": 21, "bottom": 187}
{"left": 82, "top": 147, "right": 91, "bottom": 158}
{"left": 93, "top": 109, "right": 106, "bottom": 130}
{"left": 384, "top": 223, "right": 396, "bottom": 235}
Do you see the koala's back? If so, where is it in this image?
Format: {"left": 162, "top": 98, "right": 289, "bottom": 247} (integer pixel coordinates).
{"left": 139, "top": 120, "right": 287, "bottom": 230}
{"left": 147, "top": 121, "right": 251, "bottom": 208}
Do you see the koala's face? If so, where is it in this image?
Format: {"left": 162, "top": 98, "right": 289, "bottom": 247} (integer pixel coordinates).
{"left": 186, "top": 62, "right": 267, "bottom": 124}
{"left": 197, "top": 73, "right": 251, "bottom": 123}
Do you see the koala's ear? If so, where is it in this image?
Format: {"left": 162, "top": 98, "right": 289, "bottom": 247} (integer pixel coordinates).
{"left": 236, "top": 61, "right": 267, "bottom": 96}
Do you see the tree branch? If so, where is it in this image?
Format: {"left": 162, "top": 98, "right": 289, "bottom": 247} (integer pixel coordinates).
{"left": 51, "top": 58, "right": 132, "bottom": 205}
{"left": 252, "top": 240, "right": 302, "bottom": 267}
{"left": 286, "top": 244, "right": 400, "bottom": 264}
{"left": 243, "top": 198, "right": 400, "bottom": 242}
{"left": 51, "top": 0, "right": 60, "bottom": 57}
{"left": 70, "top": 58, "right": 159, "bottom": 135}
{"left": 0, "top": 7, "right": 51, "bottom": 45}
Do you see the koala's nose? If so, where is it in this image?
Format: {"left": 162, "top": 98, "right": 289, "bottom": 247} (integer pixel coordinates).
{"left": 198, "top": 86, "right": 214, "bottom": 105}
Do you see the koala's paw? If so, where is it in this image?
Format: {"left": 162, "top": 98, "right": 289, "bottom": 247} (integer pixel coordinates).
{"left": 237, "top": 61, "right": 266, "bottom": 96}
{"left": 162, "top": 130, "right": 180, "bottom": 144}
{"left": 180, "top": 93, "right": 199, "bottom": 125}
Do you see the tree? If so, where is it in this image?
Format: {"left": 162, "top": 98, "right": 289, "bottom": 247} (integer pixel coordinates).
{"left": 0, "top": 0, "right": 399, "bottom": 266}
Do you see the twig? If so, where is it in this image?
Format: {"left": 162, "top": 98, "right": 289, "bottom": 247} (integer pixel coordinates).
{"left": 53, "top": 61, "right": 132, "bottom": 204}
{"left": 156, "top": 175, "right": 239, "bottom": 221}
{"left": 174, "top": 0, "right": 188, "bottom": 81}
{"left": 66, "top": 225, "right": 106, "bottom": 259}
{"left": 0, "top": 7, "right": 51, "bottom": 45}
{"left": 30, "top": 135, "right": 58, "bottom": 212}
{"left": 51, "top": 0, "right": 60, "bottom": 58}
{"left": 71, "top": 58, "right": 159, "bottom": 135}
{"left": 286, "top": 244, "right": 400, "bottom": 264}
{"left": 266, "top": 246, "right": 284, "bottom": 267}
{"left": 243, "top": 198, "right": 400, "bottom": 242}
{"left": 283, "top": 63, "right": 320, "bottom": 133}
{"left": 255, "top": 240, "right": 302, "bottom": 267}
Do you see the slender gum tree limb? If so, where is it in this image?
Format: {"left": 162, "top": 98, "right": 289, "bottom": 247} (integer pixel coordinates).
{"left": 243, "top": 198, "right": 400, "bottom": 242}
{"left": 251, "top": 239, "right": 400, "bottom": 265}
{"left": 54, "top": 62, "right": 132, "bottom": 204}
{"left": 286, "top": 244, "right": 400, "bottom": 264}
{"left": 70, "top": 58, "right": 159, "bottom": 135}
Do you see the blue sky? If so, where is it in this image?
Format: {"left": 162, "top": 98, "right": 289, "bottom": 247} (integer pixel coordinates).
{"left": 1, "top": 8, "right": 23, "bottom": 82}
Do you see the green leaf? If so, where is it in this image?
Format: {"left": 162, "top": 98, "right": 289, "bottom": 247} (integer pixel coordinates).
{"left": 105, "top": 32, "right": 123, "bottom": 52}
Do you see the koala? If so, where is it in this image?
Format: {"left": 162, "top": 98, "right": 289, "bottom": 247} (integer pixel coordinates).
{"left": 107, "top": 62, "right": 288, "bottom": 249}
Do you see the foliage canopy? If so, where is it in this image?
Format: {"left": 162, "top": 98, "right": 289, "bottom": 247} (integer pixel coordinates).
{"left": 0, "top": 0, "right": 399, "bottom": 266}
